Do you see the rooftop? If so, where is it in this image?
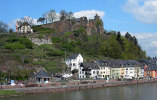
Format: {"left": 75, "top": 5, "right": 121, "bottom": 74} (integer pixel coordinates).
{"left": 67, "top": 54, "right": 80, "bottom": 59}
{"left": 34, "top": 70, "right": 51, "bottom": 78}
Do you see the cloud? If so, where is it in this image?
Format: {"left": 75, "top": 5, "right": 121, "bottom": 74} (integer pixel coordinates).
{"left": 122, "top": 0, "right": 157, "bottom": 24}
{"left": 74, "top": 10, "right": 105, "bottom": 19}
{"left": 122, "top": 31, "right": 157, "bottom": 57}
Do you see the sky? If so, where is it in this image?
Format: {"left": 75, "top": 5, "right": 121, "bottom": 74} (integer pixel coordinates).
{"left": 0, "top": 0, "right": 157, "bottom": 57}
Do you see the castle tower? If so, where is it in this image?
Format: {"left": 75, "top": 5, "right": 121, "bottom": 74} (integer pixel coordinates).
{"left": 94, "top": 14, "right": 100, "bottom": 20}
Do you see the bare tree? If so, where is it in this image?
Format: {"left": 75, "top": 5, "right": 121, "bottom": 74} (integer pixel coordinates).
{"left": 43, "top": 12, "right": 48, "bottom": 24}
{"left": 67, "top": 11, "right": 73, "bottom": 20}
{"left": 60, "top": 10, "right": 68, "bottom": 21}
{"left": 37, "top": 17, "right": 45, "bottom": 24}
{"left": 19, "top": 16, "right": 34, "bottom": 26}
{"left": 48, "top": 9, "right": 57, "bottom": 23}
{"left": 0, "top": 21, "right": 8, "bottom": 33}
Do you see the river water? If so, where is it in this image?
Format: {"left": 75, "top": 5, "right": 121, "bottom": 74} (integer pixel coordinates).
{"left": 2, "top": 82, "right": 157, "bottom": 100}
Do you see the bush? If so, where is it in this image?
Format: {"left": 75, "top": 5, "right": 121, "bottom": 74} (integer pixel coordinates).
{"left": 65, "top": 32, "right": 73, "bottom": 36}
{"left": 18, "top": 37, "right": 33, "bottom": 49}
{"left": 46, "top": 50, "right": 64, "bottom": 57}
{"left": 5, "top": 42, "right": 26, "bottom": 51}
{"left": 51, "top": 37, "right": 62, "bottom": 43}
{"left": 32, "top": 25, "right": 56, "bottom": 34}
{"left": 6, "top": 36, "right": 33, "bottom": 49}
{"left": 72, "top": 69, "right": 78, "bottom": 74}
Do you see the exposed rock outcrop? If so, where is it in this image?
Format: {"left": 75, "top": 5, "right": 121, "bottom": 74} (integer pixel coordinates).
{"left": 30, "top": 38, "right": 52, "bottom": 45}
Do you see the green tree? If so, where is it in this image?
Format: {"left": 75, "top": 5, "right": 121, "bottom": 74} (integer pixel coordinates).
{"left": 132, "top": 36, "right": 138, "bottom": 46}
{"left": 37, "top": 17, "right": 45, "bottom": 24}
{"left": 9, "top": 28, "right": 14, "bottom": 33}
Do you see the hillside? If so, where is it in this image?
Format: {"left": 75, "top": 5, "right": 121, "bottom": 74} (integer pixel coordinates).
{"left": 0, "top": 27, "right": 147, "bottom": 82}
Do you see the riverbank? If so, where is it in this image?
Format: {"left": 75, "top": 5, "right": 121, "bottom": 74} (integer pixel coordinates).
{"left": 1, "top": 79, "right": 157, "bottom": 96}
{"left": 0, "top": 90, "right": 24, "bottom": 97}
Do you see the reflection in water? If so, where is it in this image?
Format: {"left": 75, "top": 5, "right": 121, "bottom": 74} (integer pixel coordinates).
{"left": 1, "top": 83, "right": 157, "bottom": 100}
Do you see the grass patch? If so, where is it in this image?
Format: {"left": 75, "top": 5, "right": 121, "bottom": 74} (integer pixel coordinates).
{"left": 0, "top": 90, "right": 23, "bottom": 97}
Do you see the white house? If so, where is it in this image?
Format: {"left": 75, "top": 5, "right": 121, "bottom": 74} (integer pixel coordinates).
{"left": 79, "top": 62, "right": 100, "bottom": 79}
{"left": 79, "top": 61, "right": 111, "bottom": 79}
{"left": 65, "top": 54, "right": 83, "bottom": 71}
{"left": 96, "top": 60, "right": 111, "bottom": 79}
{"left": 79, "top": 66, "right": 86, "bottom": 79}
{"left": 16, "top": 21, "right": 33, "bottom": 33}
{"left": 124, "top": 67, "right": 135, "bottom": 79}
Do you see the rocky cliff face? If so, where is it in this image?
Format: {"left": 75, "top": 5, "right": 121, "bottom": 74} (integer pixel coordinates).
{"left": 42, "top": 14, "right": 104, "bottom": 35}
{"left": 30, "top": 38, "right": 52, "bottom": 45}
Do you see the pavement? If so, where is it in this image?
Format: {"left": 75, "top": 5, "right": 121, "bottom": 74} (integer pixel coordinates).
{"left": 3, "top": 80, "right": 126, "bottom": 92}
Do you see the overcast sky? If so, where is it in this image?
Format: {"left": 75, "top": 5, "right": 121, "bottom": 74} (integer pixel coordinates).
{"left": 0, "top": 0, "right": 157, "bottom": 57}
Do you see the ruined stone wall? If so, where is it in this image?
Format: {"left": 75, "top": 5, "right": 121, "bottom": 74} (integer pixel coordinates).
{"left": 42, "top": 16, "right": 104, "bottom": 35}
{"left": 42, "top": 21, "right": 73, "bottom": 33}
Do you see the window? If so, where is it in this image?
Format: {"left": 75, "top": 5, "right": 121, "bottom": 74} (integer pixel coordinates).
{"left": 97, "top": 71, "right": 99, "bottom": 74}
{"left": 93, "top": 71, "right": 95, "bottom": 74}
{"left": 68, "top": 63, "right": 71, "bottom": 67}
{"left": 73, "top": 63, "right": 76, "bottom": 66}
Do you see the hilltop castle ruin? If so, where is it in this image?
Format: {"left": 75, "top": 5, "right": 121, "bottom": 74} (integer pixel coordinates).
{"left": 42, "top": 14, "right": 104, "bottom": 35}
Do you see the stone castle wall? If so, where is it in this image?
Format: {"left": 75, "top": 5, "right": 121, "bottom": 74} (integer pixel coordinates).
{"left": 42, "top": 15, "right": 104, "bottom": 35}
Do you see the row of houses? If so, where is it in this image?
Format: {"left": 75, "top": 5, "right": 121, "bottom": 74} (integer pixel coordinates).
{"left": 30, "top": 54, "right": 157, "bottom": 84}
{"left": 65, "top": 54, "right": 157, "bottom": 79}
{"left": 78, "top": 60, "right": 144, "bottom": 79}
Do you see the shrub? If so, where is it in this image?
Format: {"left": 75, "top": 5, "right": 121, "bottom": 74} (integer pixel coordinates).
{"left": 65, "top": 31, "right": 73, "bottom": 36}
{"left": 46, "top": 50, "right": 64, "bottom": 57}
{"left": 5, "top": 42, "right": 26, "bottom": 51}
{"left": 51, "top": 37, "right": 62, "bottom": 43}
{"left": 72, "top": 69, "right": 78, "bottom": 74}
{"left": 32, "top": 25, "right": 56, "bottom": 34}
{"left": 18, "top": 37, "right": 33, "bottom": 49}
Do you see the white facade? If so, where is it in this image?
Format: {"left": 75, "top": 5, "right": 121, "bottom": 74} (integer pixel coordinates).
{"left": 90, "top": 69, "right": 99, "bottom": 79}
{"left": 141, "top": 69, "right": 144, "bottom": 78}
{"left": 65, "top": 54, "right": 83, "bottom": 71}
{"left": 78, "top": 62, "right": 111, "bottom": 79}
{"left": 17, "top": 25, "right": 33, "bottom": 33}
{"left": 79, "top": 67, "right": 86, "bottom": 79}
{"left": 124, "top": 67, "right": 143, "bottom": 79}
{"left": 124, "top": 67, "right": 135, "bottom": 79}
{"left": 16, "top": 21, "right": 33, "bottom": 33}
{"left": 98, "top": 67, "right": 110, "bottom": 79}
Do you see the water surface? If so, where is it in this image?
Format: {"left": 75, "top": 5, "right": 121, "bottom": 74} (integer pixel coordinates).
{"left": 2, "top": 83, "right": 157, "bottom": 100}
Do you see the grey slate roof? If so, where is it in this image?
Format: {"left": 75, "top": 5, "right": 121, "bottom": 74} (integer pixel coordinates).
{"left": 80, "top": 62, "right": 99, "bottom": 69}
{"left": 97, "top": 60, "right": 142, "bottom": 68}
{"left": 139, "top": 59, "right": 157, "bottom": 66}
{"left": 67, "top": 54, "right": 79, "bottom": 59}
{"left": 146, "top": 65, "right": 157, "bottom": 71}
{"left": 35, "top": 70, "right": 51, "bottom": 78}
